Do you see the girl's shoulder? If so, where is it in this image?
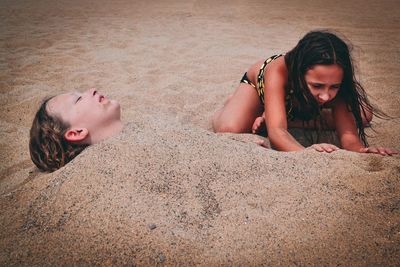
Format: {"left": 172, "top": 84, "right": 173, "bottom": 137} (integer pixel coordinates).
{"left": 247, "top": 54, "right": 288, "bottom": 91}
{"left": 264, "top": 56, "right": 288, "bottom": 87}
{"left": 258, "top": 54, "right": 287, "bottom": 72}
{"left": 268, "top": 55, "right": 287, "bottom": 72}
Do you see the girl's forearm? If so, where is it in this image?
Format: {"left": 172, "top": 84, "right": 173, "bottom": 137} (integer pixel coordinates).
{"left": 340, "top": 134, "right": 365, "bottom": 152}
{"left": 268, "top": 128, "right": 305, "bottom": 151}
{"left": 342, "top": 141, "right": 365, "bottom": 152}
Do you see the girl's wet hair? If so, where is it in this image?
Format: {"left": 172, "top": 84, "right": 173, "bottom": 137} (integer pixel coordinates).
{"left": 29, "top": 97, "right": 88, "bottom": 172}
{"left": 284, "top": 30, "right": 384, "bottom": 146}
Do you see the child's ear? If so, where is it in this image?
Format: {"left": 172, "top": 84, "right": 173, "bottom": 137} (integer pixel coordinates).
{"left": 64, "top": 128, "right": 89, "bottom": 143}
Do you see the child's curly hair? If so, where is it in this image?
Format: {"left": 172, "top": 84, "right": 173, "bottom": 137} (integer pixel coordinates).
{"left": 29, "top": 97, "right": 88, "bottom": 172}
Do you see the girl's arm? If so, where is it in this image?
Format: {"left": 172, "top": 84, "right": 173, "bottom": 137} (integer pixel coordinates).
{"left": 263, "top": 59, "right": 305, "bottom": 151}
{"left": 332, "top": 98, "right": 365, "bottom": 152}
{"left": 333, "top": 98, "right": 399, "bottom": 155}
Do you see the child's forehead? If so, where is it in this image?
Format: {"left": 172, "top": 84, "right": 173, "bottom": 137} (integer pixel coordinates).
{"left": 46, "top": 92, "right": 76, "bottom": 115}
{"left": 306, "top": 64, "right": 343, "bottom": 77}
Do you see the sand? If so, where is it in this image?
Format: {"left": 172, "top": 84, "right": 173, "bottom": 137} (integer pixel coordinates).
{"left": 1, "top": 0, "right": 399, "bottom": 265}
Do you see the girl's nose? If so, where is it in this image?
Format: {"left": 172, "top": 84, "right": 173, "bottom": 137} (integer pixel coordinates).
{"left": 319, "top": 93, "right": 330, "bottom": 101}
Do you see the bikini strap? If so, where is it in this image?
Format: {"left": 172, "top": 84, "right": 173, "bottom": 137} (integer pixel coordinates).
{"left": 256, "top": 54, "right": 284, "bottom": 104}
{"left": 240, "top": 72, "right": 256, "bottom": 88}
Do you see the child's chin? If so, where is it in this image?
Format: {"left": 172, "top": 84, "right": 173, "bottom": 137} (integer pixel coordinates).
{"left": 110, "top": 101, "right": 121, "bottom": 116}
{"left": 317, "top": 100, "right": 329, "bottom": 106}
{"left": 107, "top": 99, "right": 120, "bottom": 108}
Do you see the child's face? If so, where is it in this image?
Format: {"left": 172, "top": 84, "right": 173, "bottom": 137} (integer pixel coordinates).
{"left": 305, "top": 64, "right": 343, "bottom": 105}
{"left": 46, "top": 88, "right": 121, "bottom": 138}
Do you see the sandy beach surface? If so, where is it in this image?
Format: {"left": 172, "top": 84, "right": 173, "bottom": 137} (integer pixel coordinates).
{"left": 1, "top": 0, "right": 399, "bottom": 265}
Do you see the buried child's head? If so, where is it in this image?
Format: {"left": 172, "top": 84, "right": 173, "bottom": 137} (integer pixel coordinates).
{"left": 29, "top": 88, "right": 123, "bottom": 172}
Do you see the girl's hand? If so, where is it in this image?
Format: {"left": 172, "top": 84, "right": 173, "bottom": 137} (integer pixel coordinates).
{"left": 252, "top": 115, "right": 265, "bottom": 134}
{"left": 255, "top": 139, "right": 269, "bottom": 149}
{"left": 359, "top": 147, "right": 399, "bottom": 156}
{"left": 310, "top": 143, "right": 340, "bottom": 153}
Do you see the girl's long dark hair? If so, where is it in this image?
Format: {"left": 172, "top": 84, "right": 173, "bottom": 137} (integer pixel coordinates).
{"left": 284, "top": 30, "right": 386, "bottom": 146}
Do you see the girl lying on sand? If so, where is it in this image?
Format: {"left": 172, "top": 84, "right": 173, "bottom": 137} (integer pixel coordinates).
{"left": 29, "top": 89, "right": 123, "bottom": 172}
{"left": 213, "top": 30, "right": 399, "bottom": 156}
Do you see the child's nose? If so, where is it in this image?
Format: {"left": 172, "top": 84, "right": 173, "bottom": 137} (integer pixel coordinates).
{"left": 319, "top": 93, "right": 330, "bottom": 101}
{"left": 84, "top": 88, "right": 97, "bottom": 97}
{"left": 89, "top": 88, "right": 97, "bottom": 96}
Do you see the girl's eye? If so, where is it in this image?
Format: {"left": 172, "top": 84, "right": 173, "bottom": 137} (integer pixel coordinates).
{"left": 75, "top": 96, "right": 82, "bottom": 103}
{"left": 312, "top": 84, "right": 322, "bottom": 89}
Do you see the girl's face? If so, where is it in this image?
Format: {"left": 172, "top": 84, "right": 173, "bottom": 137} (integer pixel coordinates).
{"left": 46, "top": 88, "right": 121, "bottom": 140}
{"left": 304, "top": 64, "right": 343, "bottom": 106}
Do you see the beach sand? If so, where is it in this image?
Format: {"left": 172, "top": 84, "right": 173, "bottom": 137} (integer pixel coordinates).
{"left": 1, "top": 0, "right": 399, "bottom": 265}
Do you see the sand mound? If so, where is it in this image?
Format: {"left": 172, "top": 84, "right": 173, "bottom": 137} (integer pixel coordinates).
{"left": 1, "top": 113, "right": 399, "bottom": 265}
